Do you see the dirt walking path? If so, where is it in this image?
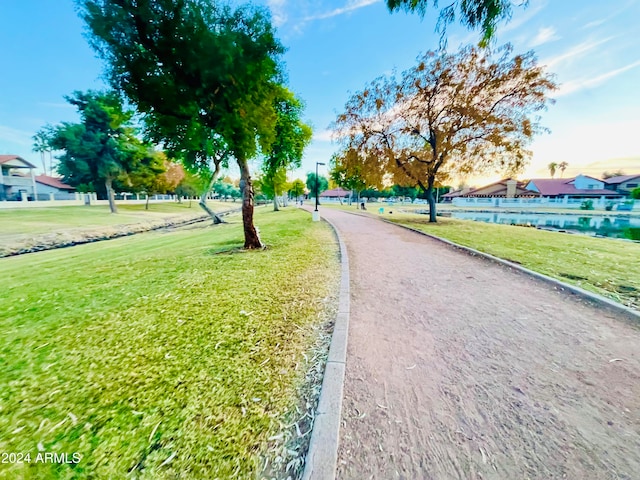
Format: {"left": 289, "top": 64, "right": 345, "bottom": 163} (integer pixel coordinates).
{"left": 317, "top": 207, "right": 640, "bottom": 480}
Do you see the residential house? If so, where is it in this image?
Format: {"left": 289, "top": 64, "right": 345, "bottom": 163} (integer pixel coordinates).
{"left": 35, "top": 175, "right": 77, "bottom": 200}
{"left": 602, "top": 174, "right": 640, "bottom": 196}
{"left": 525, "top": 175, "right": 625, "bottom": 202}
{"left": 319, "top": 187, "right": 352, "bottom": 203}
{"left": 462, "top": 178, "right": 538, "bottom": 199}
{"left": 443, "top": 179, "right": 537, "bottom": 204}
{"left": 0, "top": 155, "right": 38, "bottom": 201}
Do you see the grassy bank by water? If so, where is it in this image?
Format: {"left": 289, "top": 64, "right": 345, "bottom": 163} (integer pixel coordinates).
{"left": 0, "top": 208, "right": 339, "bottom": 479}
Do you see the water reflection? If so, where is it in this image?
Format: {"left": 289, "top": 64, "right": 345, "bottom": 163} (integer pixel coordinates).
{"left": 446, "top": 212, "right": 640, "bottom": 240}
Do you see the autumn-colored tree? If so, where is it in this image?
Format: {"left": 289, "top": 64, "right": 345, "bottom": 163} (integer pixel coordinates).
{"left": 333, "top": 45, "right": 556, "bottom": 222}
{"left": 548, "top": 162, "right": 558, "bottom": 178}
{"left": 386, "top": 0, "right": 526, "bottom": 46}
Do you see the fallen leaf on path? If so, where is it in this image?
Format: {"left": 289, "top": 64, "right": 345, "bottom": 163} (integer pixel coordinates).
{"left": 609, "top": 358, "right": 624, "bottom": 363}
{"left": 405, "top": 364, "right": 417, "bottom": 370}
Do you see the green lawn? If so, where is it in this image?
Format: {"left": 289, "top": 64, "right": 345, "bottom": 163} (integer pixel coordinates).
{"left": 0, "top": 208, "right": 339, "bottom": 479}
{"left": 385, "top": 213, "right": 640, "bottom": 309}
{"left": 0, "top": 202, "right": 237, "bottom": 239}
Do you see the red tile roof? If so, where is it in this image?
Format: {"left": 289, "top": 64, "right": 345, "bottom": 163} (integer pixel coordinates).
{"left": 528, "top": 178, "right": 620, "bottom": 196}
{"left": 464, "top": 178, "right": 536, "bottom": 197}
{"left": 320, "top": 187, "right": 352, "bottom": 197}
{"left": 0, "top": 155, "right": 37, "bottom": 168}
{"left": 35, "top": 175, "right": 76, "bottom": 191}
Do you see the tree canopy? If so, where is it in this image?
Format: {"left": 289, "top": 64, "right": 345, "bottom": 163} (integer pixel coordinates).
{"left": 306, "top": 173, "right": 329, "bottom": 199}
{"left": 386, "top": 0, "right": 526, "bottom": 46}
{"left": 79, "top": 0, "right": 289, "bottom": 247}
{"left": 48, "top": 90, "right": 153, "bottom": 213}
{"left": 333, "top": 45, "right": 557, "bottom": 222}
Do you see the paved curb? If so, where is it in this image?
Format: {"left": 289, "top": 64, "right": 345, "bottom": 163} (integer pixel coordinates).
{"left": 380, "top": 217, "right": 640, "bottom": 322}
{"left": 302, "top": 213, "right": 350, "bottom": 480}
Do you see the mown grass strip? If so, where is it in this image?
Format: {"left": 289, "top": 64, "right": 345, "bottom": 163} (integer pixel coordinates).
{"left": 0, "top": 201, "right": 235, "bottom": 238}
{"left": 386, "top": 214, "right": 640, "bottom": 309}
{"left": 0, "top": 208, "right": 339, "bottom": 479}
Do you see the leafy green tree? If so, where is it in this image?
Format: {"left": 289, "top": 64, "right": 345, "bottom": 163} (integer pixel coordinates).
{"left": 176, "top": 171, "right": 205, "bottom": 206}
{"left": 330, "top": 150, "right": 370, "bottom": 205}
{"left": 124, "top": 151, "right": 173, "bottom": 210}
{"left": 631, "top": 187, "right": 640, "bottom": 200}
{"left": 289, "top": 179, "right": 306, "bottom": 202}
{"left": 80, "top": 0, "right": 286, "bottom": 248}
{"left": 261, "top": 89, "right": 312, "bottom": 211}
{"left": 392, "top": 185, "right": 419, "bottom": 202}
{"left": 333, "top": 45, "right": 556, "bottom": 222}
{"left": 386, "top": 0, "right": 525, "bottom": 46}
{"left": 48, "top": 90, "right": 146, "bottom": 213}
{"left": 257, "top": 167, "right": 290, "bottom": 211}
{"left": 306, "top": 173, "right": 329, "bottom": 203}
{"left": 548, "top": 162, "right": 558, "bottom": 178}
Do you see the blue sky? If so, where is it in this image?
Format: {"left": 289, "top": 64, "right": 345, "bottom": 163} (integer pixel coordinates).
{"left": 1, "top": 0, "right": 639, "bottom": 186}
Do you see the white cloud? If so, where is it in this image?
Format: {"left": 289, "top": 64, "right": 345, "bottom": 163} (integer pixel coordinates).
{"left": 303, "top": 0, "right": 380, "bottom": 22}
{"left": 529, "top": 26, "right": 559, "bottom": 47}
{"left": 314, "top": 129, "right": 334, "bottom": 142}
{"left": 555, "top": 59, "right": 640, "bottom": 97}
{"left": 500, "top": 0, "right": 547, "bottom": 34}
{"left": 540, "top": 36, "right": 615, "bottom": 69}
{"left": 0, "top": 125, "right": 33, "bottom": 147}
{"left": 267, "top": 0, "right": 288, "bottom": 27}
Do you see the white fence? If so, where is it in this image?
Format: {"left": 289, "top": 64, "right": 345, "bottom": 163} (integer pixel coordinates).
{"left": 0, "top": 193, "right": 180, "bottom": 209}
{"left": 451, "top": 196, "right": 638, "bottom": 211}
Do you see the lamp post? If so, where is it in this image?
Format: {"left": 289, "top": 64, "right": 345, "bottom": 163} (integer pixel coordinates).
{"left": 313, "top": 162, "right": 325, "bottom": 221}
{"left": 315, "top": 162, "right": 325, "bottom": 211}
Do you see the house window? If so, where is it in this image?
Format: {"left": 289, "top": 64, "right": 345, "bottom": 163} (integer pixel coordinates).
{"left": 627, "top": 183, "right": 638, "bottom": 188}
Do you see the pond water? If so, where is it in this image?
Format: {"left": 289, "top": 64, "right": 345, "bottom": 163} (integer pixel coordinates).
{"left": 446, "top": 212, "right": 640, "bottom": 240}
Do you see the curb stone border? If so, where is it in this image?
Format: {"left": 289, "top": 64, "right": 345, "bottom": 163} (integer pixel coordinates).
{"left": 380, "top": 217, "right": 640, "bottom": 322}
{"left": 302, "top": 213, "right": 350, "bottom": 480}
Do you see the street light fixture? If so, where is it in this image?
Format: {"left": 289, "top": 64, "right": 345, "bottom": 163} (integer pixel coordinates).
{"left": 315, "top": 162, "right": 325, "bottom": 212}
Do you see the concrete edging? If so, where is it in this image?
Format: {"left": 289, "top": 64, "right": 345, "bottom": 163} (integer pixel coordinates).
{"left": 302, "top": 213, "right": 350, "bottom": 480}
{"left": 382, "top": 218, "right": 640, "bottom": 322}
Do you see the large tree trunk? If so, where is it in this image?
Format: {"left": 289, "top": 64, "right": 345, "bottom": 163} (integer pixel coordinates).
{"left": 273, "top": 195, "right": 279, "bottom": 212}
{"left": 145, "top": 193, "right": 150, "bottom": 210}
{"left": 199, "top": 162, "right": 223, "bottom": 224}
{"left": 105, "top": 177, "right": 118, "bottom": 214}
{"left": 238, "top": 158, "right": 263, "bottom": 249}
{"left": 426, "top": 182, "right": 437, "bottom": 223}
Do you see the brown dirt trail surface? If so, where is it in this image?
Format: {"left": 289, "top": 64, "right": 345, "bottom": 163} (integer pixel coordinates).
{"left": 317, "top": 207, "right": 640, "bottom": 480}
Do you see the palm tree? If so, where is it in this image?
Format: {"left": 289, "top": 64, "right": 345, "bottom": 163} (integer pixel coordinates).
{"left": 548, "top": 162, "right": 558, "bottom": 178}
{"left": 558, "top": 161, "right": 568, "bottom": 177}
{"left": 32, "top": 131, "right": 48, "bottom": 176}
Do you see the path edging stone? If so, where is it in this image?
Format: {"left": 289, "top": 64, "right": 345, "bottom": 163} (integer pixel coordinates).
{"left": 381, "top": 217, "right": 640, "bottom": 322}
{"left": 302, "top": 213, "right": 350, "bottom": 480}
